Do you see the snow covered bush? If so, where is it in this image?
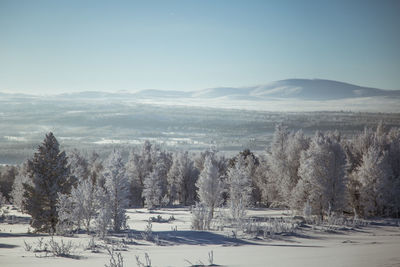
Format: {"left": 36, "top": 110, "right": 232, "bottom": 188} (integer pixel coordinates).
{"left": 105, "top": 246, "right": 124, "bottom": 267}
{"left": 191, "top": 203, "right": 212, "bottom": 230}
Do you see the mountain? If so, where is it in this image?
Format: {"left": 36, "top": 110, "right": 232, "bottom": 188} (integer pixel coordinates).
{"left": 2, "top": 79, "right": 399, "bottom": 102}
{"left": 192, "top": 79, "right": 400, "bottom": 100}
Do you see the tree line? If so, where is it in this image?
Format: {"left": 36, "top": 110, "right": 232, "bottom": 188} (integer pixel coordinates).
{"left": 1, "top": 122, "right": 399, "bottom": 234}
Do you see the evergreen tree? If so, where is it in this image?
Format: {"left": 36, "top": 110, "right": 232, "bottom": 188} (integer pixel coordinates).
{"left": 23, "top": 132, "right": 74, "bottom": 232}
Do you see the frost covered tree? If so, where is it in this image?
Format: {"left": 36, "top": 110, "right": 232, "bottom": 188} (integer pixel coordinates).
{"left": 294, "top": 131, "right": 347, "bottom": 217}
{"left": 227, "top": 156, "right": 252, "bottom": 222}
{"left": 283, "top": 130, "right": 310, "bottom": 202}
{"left": 57, "top": 179, "right": 104, "bottom": 233}
{"left": 167, "top": 153, "right": 181, "bottom": 204}
{"left": 264, "top": 125, "right": 310, "bottom": 207}
{"left": 388, "top": 128, "right": 400, "bottom": 216}
{"left": 95, "top": 199, "right": 112, "bottom": 239}
{"left": 23, "top": 132, "right": 75, "bottom": 232}
{"left": 167, "top": 151, "right": 198, "bottom": 205}
{"left": 195, "top": 154, "right": 223, "bottom": 220}
{"left": 88, "top": 151, "right": 104, "bottom": 186}
{"left": 142, "top": 167, "right": 162, "bottom": 209}
{"left": 0, "top": 165, "right": 17, "bottom": 203}
{"left": 68, "top": 149, "right": 89, "bottom": 182}
{"left": 354, "top": 146, "right": 392, "bottom": 217}
{"left": 11, "top": 163, "right": 29, "bottom": 211}
{"left": 0, "top": 192, "right": 7, "bottom": 209}
{"left": 266, "top": 124, "right": 290, "bottom": 205}
{"left": 229, "top": 149, "right": 261, "bottom": 206}
{"left": 102, "top": 150, "right": 129, "bottom": 232}
{"left": 126, "top": 141, "right": 154, "bottom": 207}
{"left": 153, "top": 149, "right": 172, "bottom": 203}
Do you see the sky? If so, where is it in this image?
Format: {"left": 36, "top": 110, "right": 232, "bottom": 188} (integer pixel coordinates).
{"left": 0, "top": 0, "right": 399, "bottom": 94}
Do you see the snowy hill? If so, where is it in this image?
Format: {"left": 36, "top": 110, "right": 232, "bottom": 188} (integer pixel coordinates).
{"left": 192, "top": 79, "right": 400, "bottom": 100}
{"left": 3, "top": 79, "right": 396, "bottom": 102}
{"left": 1, "top": 79, "right": 399, "bottom": 112}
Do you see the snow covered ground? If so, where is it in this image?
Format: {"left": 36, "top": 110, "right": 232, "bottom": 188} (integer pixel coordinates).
{"left": 1, "top": 206, "right": 399, "bottom": 267}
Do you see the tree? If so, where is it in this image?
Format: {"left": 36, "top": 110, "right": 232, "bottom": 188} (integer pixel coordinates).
{"left": 11, "top": 163, "right": 29, "bottom": 211}
{"left": 294, "top": 131, "right": 347, "bottom": 217}
{"left": 126, "top": 141, "right": 153, "bottom": 207}
{"left": 57, "top": 179, "right": 104, "bottom": 233}
{"left": 229, "top": 149, "right": 261, "bottom": 206}
{"left": 68, "top": 149, "right": 89, "bottom": 182}
{"left": 195, "top": 153, "right": 223, "bottom": 221}
{"left": 23, "top": 132, "right": 75, "bottom": 232}
{"left": 354, "top": 146, "right": 392, "bottom": 217}
{"left": 102, "top": 150, "right": 129, "bottom": 232}
{"left": 227, "top": 156, "right": 252, "bottom": 222}
{"left": 283, "top": 130, "right": 310, "bottom": 202}
{"left": 266, "top": 124, "right": 290, "bottom": 206}
{"left": 142, "top": 167, "right": 162, "bottom": 209}
{"left": 167, "top": 151, "right": 198, "bottom": 205}
{"left": 88, "top": 151, "right": 104, "bottom": 186}
{"left": 0, "top": 165, "right": 18, "bottom": 203}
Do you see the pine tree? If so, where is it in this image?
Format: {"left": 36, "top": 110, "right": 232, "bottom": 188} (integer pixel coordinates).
{"left": 23, "top": 132, "right": 74, "bottom": 232}
{"left": 102, "top": 150, "right": 129, "bottom": 232}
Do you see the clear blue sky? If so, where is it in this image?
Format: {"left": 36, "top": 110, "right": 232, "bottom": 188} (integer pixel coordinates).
{"left": 0, "top": 0, "right": 399, "bottom": 94}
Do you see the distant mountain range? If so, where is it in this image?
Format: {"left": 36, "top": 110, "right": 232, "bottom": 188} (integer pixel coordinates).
{"left": 46, "top": 79, "right": 399, "bottom": 101}
{"left": 1, "top": 79, "right": 400, "bottom": 105}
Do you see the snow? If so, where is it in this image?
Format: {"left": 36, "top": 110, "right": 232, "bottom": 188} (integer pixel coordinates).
{"left": 1, "top": 206, "right": 400, "bottom": 267}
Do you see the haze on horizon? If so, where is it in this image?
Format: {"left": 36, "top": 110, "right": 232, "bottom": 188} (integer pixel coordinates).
{"left": 1, "top": 0, "right": 399, "bottom": 94}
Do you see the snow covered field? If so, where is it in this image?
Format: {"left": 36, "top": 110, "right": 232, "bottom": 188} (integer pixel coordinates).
{"left": 1, "top": 206, "right": 399, "bottom": 267}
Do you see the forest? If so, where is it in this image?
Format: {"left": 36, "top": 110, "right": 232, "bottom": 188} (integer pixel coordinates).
{"left": 2, "top": 122, "right": 399, "bottom": 232}
{"left": 0, "top": 122, "right": 399, "bottom": 266}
